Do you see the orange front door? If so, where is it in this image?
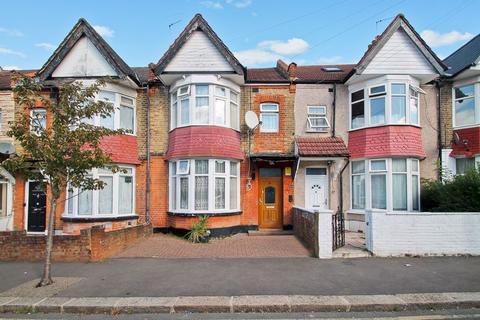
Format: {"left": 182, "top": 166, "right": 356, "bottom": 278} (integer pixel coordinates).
{"left": 258, "top": 168, "right": 283, "bottom": 229}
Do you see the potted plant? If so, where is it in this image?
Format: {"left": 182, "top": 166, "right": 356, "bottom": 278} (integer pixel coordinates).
{"left": 186, "top": 215, "right": 211, "bottom": 243}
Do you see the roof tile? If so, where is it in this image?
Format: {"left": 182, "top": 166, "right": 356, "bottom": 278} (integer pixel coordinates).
{"left": 296, "top": 136, "right": 350, "bottom": 157}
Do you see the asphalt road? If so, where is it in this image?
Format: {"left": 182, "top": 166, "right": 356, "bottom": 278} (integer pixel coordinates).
{"left": 0, "top": 256, "right": 479, "bottom": 297}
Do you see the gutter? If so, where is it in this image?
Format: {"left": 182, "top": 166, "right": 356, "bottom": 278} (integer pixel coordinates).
{"left": 338, "top": 158, "right": 350, "bottom": 214}
{"left": 435, "top": 80, "right": 443, "bottom": 182}
{"left": 145, "top": 83, "right": 151, "bottom": 224}
{"left": 332, "top": 83, "right": 336, "bottom": 137}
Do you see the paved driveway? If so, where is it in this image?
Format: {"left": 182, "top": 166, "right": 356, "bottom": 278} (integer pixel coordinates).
{"left": 114, "top": 233, "right": 311, "bottom": 258}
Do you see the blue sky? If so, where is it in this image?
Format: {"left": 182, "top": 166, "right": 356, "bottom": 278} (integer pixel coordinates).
{"left": 0, "top": 0, "right": 478, "bottom": 70}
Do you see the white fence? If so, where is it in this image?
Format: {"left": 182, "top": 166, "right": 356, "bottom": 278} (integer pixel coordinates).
{"left": 365, "top": 210, "right": 480, "bottom": 256}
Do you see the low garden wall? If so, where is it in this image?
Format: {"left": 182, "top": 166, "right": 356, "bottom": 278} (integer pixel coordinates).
{"left": 365, "top": 210, "right": 480, "bottom": 256}
{"left": 293, "top": 206, "right": 333, "bottom": 258}
{"left": 0, "top": 223, "right": 152, "bottom": 262}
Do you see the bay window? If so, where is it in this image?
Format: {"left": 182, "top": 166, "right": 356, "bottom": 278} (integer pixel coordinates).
{"left": 169, "top": 159, "right": 240, "bottom": 213}
{"left": 350, "top": 80, "right": 422, "bottom": 129}
{"left": 65, "top": 166, "right": 135, "bottom": 217}
{"left": 351, "top": 158, "right": 420, "bottom": 212}
{"left": 453, "top": 84, "right": 476, "bottom": 127}
{"left": 170, "top": 84, "right": 240, "bottom": 130}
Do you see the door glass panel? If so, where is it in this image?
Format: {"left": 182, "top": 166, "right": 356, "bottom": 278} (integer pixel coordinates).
{"left": 265, "top": 186, "right": 275, "bottom": 204}
{"left": 306, "top": 168, "right": 327, "bottom": 175}
{"left": 259, "top": 168, "right": 281, "bottom": 177}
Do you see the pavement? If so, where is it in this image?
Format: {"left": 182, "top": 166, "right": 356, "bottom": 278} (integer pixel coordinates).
{"left": 0, "top": 256, "right": 479, "bottom": 315}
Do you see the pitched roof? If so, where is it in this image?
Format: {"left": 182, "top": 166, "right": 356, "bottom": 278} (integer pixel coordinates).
{"left": 0, "top": 69, "right": 38, "bottom": 89}
{"left": 351, "top": 14, "right": 446, "bottom": 78}
{"left": 246, "top": 64, "right": 356, "bottom": 83}
{"left": 443, "top": 34, "right": 480, "bottom": 78}
{"left": 246, "top": 67, "right": 288, "bottom": 83}
{"left": 295, "top": 136, "right": 350, "bottom": 157}
{"left": 153, "top": 14, "right": 244, "bottom": 76}
{"left": 37, "top": 18, "right": 140, "bottom": 85}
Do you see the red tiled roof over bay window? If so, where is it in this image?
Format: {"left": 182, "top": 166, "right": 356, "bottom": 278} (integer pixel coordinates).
{"left": 100, "top": 135, "right": 141, "bottom": 165}
{"left": 295, "top": 136, "right": 350, "bottom": 157}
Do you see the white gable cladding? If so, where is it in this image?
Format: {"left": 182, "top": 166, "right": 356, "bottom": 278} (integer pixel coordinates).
{"left": 52, "top": 37, "right": 118, "bottom": 77}
{"left": 363, "top": 28, "right": 435, "bottom": 75}
{"left": 164, "top": 31, "right": 234, "bottom": 72}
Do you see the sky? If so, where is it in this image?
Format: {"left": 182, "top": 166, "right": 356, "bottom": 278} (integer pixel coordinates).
{"left": 0, "top": 0, "right": 478, "bottom": 71}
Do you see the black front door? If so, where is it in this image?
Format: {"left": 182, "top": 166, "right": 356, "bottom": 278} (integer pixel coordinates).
{"left": 27, "top": 181, "right": 46, "bottom": 232}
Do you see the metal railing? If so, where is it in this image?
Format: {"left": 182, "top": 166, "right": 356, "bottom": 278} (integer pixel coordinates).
{"left": 332, "top": 211, "right": 345, "bottom": 251}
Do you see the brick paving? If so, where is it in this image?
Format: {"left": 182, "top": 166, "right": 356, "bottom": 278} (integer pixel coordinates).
{"left": 115, "top": 233, "right": 310, "bottom": 258}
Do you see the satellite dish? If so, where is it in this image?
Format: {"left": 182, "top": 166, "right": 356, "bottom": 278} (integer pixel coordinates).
{"left": 245, "top": 111, "right": 259, "bottom": 130}
{"left": 453, "top": 132, "right": 461, "bottom": 145}
{"left": 0, "top": 142, "right": 14, "bottom": 155}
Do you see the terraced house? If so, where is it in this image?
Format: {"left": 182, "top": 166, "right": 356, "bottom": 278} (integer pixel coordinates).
{"left": 0, "top": 12, "right": 477, "bottom": 257}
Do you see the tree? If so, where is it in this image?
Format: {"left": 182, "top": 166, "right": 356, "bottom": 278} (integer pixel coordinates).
{"left": 2, "top": 75, "right": 125, "bottom": 287}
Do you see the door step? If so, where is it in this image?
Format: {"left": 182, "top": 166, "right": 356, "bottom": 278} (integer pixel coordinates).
{"left": 248, "top": 229, "right": 294, "bottom": 236}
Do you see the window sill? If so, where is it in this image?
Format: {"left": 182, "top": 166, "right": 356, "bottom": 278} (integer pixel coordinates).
{"left": 61, "top": 215, "right": 139, "bottom": 223}
{"left": 167, "top": 210, "right": 242, "bottom": 217}
{"left": 348, "top": 123, "right": 421, "bottom": 132}
{"left": 453, "top": 124, "right": 480, "bottom": 130}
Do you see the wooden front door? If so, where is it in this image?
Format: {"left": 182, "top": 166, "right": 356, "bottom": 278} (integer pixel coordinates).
{"left": 27, "top": 181, "right": 46, "bottom": 232}
{"left": 259, "top": 168, "right": 283, "bottom": 229}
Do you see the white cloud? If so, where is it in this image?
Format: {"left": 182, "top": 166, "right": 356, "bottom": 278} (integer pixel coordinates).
{"left": 1, "top": 65, "right": 20, "bottom": 70}
{"left": 0, "top": 47, "right": 26, "bottom": 58}
{"left": 0, "top": 27, "right": 23, "bottom": 37}
{"left": 93, "top": 25, "right": 114, "bottom": 38}
{"left": 259, "top": 38, "right": 310, "bottom": 55}
{"left": 317, "top": 56, "right": 344, "bottom": 64}
{"left": 226, "top": 0, "right": 252, "bottom": 8}
{"left": 201, "top": 0, "right": 223, "bottom": 9}
{"left": 234, "top": 49, "right": 282, "bottom": 66}
{"left": 35, "top": 42, "right": 56, "bottom": 51}
{"left": 420, "top": 30, "right": 474, "bottom": 48}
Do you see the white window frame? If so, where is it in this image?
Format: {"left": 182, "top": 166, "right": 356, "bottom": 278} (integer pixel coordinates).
{"left": 169, "top": 159, "right": 240, "bottom": 214}
{"left": 30, "top": 108, "right": 47, "bottom": 135}
{"left": 350, "top": 89, "right": 365, "bottom": 129}
{"left": 177, "top": 160, "right": 190, "bottom": 175}
{"left": 452, "top": 82, "right": 479, "bottom": 128}
{"left": 351, "top": 160, "right": 366, "bottom": 210}
{"left": 260, "top": 103, "right": 279, "bottom": 133}
{"left": 307, "top": 106, "right": 330, "bottom": 132}
{"left": 63, "top": 165, "right": 136, "bottom": 218}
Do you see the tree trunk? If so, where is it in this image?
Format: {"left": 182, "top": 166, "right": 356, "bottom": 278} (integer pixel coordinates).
{"left": 37, "top": 191, "right": 57, "bottom": 287}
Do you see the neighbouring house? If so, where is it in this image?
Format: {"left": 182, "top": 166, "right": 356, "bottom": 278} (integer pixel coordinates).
{"left": 439, "top": 34, "right": 480, "bottom": 177}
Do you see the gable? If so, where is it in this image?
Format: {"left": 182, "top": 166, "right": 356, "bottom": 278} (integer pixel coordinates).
{"left": 363, "top": 28, "right": 436, "bottom": 75}
{"left": 164, "top": 31, "right": 234, "bottom": 72}
{"left": 51, "top": 36, "right": 118, "bottom": 78}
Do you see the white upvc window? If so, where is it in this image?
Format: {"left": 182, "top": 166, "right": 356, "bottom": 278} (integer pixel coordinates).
{"left": 260, "top": 103, "right": 279, "bottom": 132}
{"left": 83, "top": 90, "right": 136, "bottom": 134}
{"left": 64, "top": 165, "right": 136, "bottom": 217}
{"left": 455, "top": 157, "right": 476, "bottom": 175}
{"left": 170, "top": 84, "right": 240, "bottom": 131}
{"left": 349, "top": 80, "right": 422, "bottom": 130}
{"left": 453, "top": 83, "right": 478, "bottom": 127}
{"left": 307, "top": 106, "right": 329, "bottom": 132}
{"left": 351, "top": 158, "right": 420, "bottom": 212}
{"left": 169, "top": 159, "right": 240, "bottom": 214}
{"left": 30, "top": 108, "right": 47, "bottom": 134}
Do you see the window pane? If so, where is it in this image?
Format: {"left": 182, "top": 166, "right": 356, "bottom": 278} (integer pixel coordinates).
{"left": 261, "top": 104, "right": 278, "bottom": 112}
{"left": 371, "top": 175, "right": 386, "bottom": 209}
{"left": 455, "top": 97, "right": 475, "bottom": 126}
{"left": 120, "top": 106, "right": 134, "bottom": 131}
{"left": 230, "top": 162, "right": 238, "bottom": 176}
{"left": 370, "top": 85, "right": 385, "bottom": 95}
{"left": 195, "top": 176, "right": 208, "bottom": 210}
{"left": 215, "top": 160, "right": 225, "bottom": 173}
{"left": 215, "top": 86, "right": 226, "bottom": 97}
{"left": 352, "top": 161, "right": 365, "bottom": 174}
{"left": 308, "top": 116, "right": 328, "bottom": 128}
{"left": 99, "top": 91, "right": 116, "bottom": 102}
{"left": 215, "top": 177, "right": 225, "bottom": 209}
{"left": 180, "top": 177, "right": 188, "bottom": 209}
{"left": 410, "top": 95, "right": 419, "bottom": 125}
{"left": 179, "top": 86, "right": 189, "bottom": 95}
{"left": 392, "top": 96, "right": 406, "bottom": 123}
{"left": 31, "top": 110, "right": 47, "bottom": 132}
{"left": 195, "top": 160, "right": 209, "bottom": 174}
{"left": 261, "top": 113, "right": 278, "bottom": 131}
{"left": 259, "top": 168, "right": 281, "bottom": 177}
{"left": 306, "top": 168, "right": 327, "bottom": 175}
{"left": 214, "top": 99, "right": 226, "bottom": 125}
{"left": 351, "top": 101, "right": 364, "bottom": 129}
{"left": 411, "top": 159, "right": 419, "bottom": 172}
{"left": 100, "top": 111, "right": 114, "bottom": 129}
{"left": 196, "top": 85, "right": 209, "bottom": 96}
{"left": 230, "top": 91, "right": 238, "bottom": 103}
{"left": 393, "top": 174, "right": 407, "bottom": 211}
{"left": 180, "top": 98, "right": 189, "bottom": 125}
{"left": 392, "top": 83, "right": 406, "bottom": 95}
{"left": 99, "top": 176, "right": 113, "bottom": 214}
{"left": 78, "top": 188, "right": 93, "bottom": 215}
{"left": 67, "top": 187, "right": 74, "bottom": 215}
{"left": 371, "top": 160, "right": 386, "bottom": 171}
{"left": 121, "top": 96, "right": 134, "bottom": 105}
{"left": 230, "top": 177, "right": 237, "bottom": 209}
{"left": 195, "top": 97, "right": 209, "bottom": 124}
{"left": 412, "top": 175, "right": 419, "bottom": 211}
{"left": 352, "top": 174, "right": 365, "bottom": 209}
{"left": 178, "top": 160, "right": 189, "bottom": 174}
{"left": 392, "top": 158, "right": 407, "bottom": 172}
{"left": 119, "top": 176, "right": 133, "bottom": 214}
{"left": 171, "top": 102, "right": 177, "bottom": 128}
{"left": 455, "top": 85, "right": 474, "bottom": 99}
{"left": 456, "top": 157, "right": 475, "bottom": 174}
{"left": 171, "top": 177, "right": 176, "bottom": 210}
{"left": 308, "top": 106, "right": 326, "bottom": 115}
{"left": 230, "top": 103, "right": 239, "bottom": 130}
{"left": 370, "top": 97, "right": 385, "bottom": 125}
{"left": 351, "top": 89, "right": 364, "bottom": 102}
{"left": 265, "top": 186, "right": 275, "bottom": 204}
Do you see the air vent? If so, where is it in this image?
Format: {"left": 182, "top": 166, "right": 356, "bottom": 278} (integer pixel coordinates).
{"left": 321, "top": 67, "right": 343, "bottom": 72}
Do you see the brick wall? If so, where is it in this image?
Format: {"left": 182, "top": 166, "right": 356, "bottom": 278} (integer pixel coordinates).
{"left": 293, "top": 207, "right": 318, "bottom": 256}
{"left": 440, "top": 82, "right": 453, "bottom": 149}
{"left": 365, "top": 210, "right": 480, "bottom": 256}
{"left": 0, "top": 223, "right": 152, "bottom": 262}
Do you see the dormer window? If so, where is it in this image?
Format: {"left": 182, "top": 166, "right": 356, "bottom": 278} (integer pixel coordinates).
{"left": 307, "top": 106, "right": 329, "bottom": 132}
